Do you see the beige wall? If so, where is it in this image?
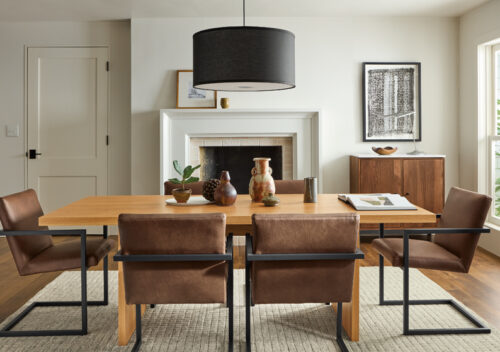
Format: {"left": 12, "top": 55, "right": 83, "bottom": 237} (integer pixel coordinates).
{"left": 131, "top": 16, "right": 460, "bottom": 195}
{"left": 0, "top": 20, "right": 131, "bottom": 198}
{"left": 459, "top": 0, "right": 500, "bottom": 255}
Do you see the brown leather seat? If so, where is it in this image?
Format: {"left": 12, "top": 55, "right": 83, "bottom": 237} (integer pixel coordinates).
{"left": 0, "top": 189, "right": 115, "bottom": 276}
{"left": 251, "top": 213, "right": 360, "bottom": 304}
{"left": 372, "top": 237, "right": 464, "bottom": 272}
{"left": 22, "top": 238, "right": 113, "bottom": 275}
{"left": 372, "top": 187, "right": 492, "bottom": 273}
{"left": 274, "top": 179, "right": 304, "bottom": 194}
{"left": 118, "top": 213, "right": 228, "bottom": 304}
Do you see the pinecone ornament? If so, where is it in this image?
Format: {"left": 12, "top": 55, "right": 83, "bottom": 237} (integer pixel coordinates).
{"left": 202, "top": 179, "right": 221, "bottom": 201}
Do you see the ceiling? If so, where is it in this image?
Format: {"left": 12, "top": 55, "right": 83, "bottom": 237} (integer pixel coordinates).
{"left": 0, "top": 0, "right": 490, "bottom": 21}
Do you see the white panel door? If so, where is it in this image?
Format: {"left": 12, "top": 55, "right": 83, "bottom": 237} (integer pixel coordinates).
{"left": 27, "top": 47, "right": 108, "bottom": 213}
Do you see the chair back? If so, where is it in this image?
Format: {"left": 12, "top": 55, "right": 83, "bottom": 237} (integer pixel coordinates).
{"left": 118, "top": 213, "right": 227, "bottom": 304}
{"left": 251, "top": 213, "right": 359, "bottom": 304}
{"left": 434, "top": 187, "right": 491, "bottom": 272}
{"left": 274, "top": 180, "right": 304, "bottom": 194}
{"left": 164, "top": 181, "right": 204, "bottom": 195}
{"left": 0, "top": 189, "right": 53, "bottom": 274}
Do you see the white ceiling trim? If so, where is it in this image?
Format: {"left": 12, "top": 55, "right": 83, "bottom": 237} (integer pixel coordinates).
{"left": 0, "top": 0, "right": 490, "bottom": 22}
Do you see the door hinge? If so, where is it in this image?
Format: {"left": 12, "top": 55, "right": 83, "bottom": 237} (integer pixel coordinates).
{"left": 106, "top": 135, "right": 109, "bottom": 145}
{"left": 106, "top": 61, "right": 110, "bottom": 71}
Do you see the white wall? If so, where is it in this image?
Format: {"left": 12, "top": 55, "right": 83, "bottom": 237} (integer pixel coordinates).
{"left": 132, "top": 16, "right": 459, "bottom": 195}
{"left": 459, "top": 0, "right": 500, "bottom": 255}
{"left": 0, "top": 20, "right": 131, "bottom": 198}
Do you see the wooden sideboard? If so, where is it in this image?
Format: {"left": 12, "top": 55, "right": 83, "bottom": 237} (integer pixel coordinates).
{"left": 350, "top": 154, "right": 445, "bottom": 229}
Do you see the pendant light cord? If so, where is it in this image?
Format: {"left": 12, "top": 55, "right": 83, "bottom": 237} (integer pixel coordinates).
{"left": 243, "top": 0, "right": 246, "bottom": 26}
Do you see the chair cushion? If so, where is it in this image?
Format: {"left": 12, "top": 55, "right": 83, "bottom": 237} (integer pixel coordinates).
{"left": 372, "top": 238, "right": 466, "bottom": 272}
{"left": 20, "top": 238, "right": 115, "bottom": 275}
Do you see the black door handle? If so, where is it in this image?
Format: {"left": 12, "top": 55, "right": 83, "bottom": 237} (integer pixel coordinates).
{"left": 27, "top": 149, "right": 42, "bottom": 159}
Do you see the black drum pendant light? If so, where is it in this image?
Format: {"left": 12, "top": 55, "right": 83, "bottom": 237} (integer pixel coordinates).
{"left": 193, "top": 0, "right": 295, "bottom": 92}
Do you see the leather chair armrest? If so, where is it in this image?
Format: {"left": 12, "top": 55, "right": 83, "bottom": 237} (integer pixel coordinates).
{"left": 113, "top": 251, "right": 232, "bottom": 262}
{"left": 403, "top": 227, "right": 490, "bottom": 236}
{"left": 245, "top": 234, "right": 364, "bottom": 261}
{"left": 0, "top": 229, "right": 85, "bottom": 236}
{"left": 360, "top": 229, "right": 404, "bottom": 236}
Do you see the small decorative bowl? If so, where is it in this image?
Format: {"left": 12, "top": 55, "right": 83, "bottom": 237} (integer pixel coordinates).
{"left": 372, "top": 146, "right": 397, "bottom": 155}
{"left": 262, "top": 193, "right": 280, "bottom": 207}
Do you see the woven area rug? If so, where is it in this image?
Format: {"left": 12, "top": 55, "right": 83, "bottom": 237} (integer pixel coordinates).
{"left": 0, "top": 267, "right": 499, "bottom": 351}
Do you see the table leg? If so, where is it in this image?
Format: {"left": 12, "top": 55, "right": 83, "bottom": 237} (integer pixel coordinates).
{"left": 332, "top": 230, "right": 360, "bottom": 342}
{"left": 117, "top": 233, "right": 146, "bottom": 346}
{"left": 340, "top": 261, "right": 359, "bottom": 341}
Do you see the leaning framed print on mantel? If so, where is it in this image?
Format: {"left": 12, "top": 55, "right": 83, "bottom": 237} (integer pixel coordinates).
{"left": 362, "top": 62, "right": 421, "bottom": 142}
{"left": 176, "top": 70, "right": 217, "bottom": 109}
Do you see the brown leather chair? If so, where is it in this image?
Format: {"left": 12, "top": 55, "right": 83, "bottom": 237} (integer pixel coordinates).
{"left": 114, "top": 213, "right": 233, "bottom": 352}
{"left": 372, "top": 187, "right": 491, "bottom": 335}
{"left": 274, "top": 179, "right": 304, "bottom": 194}
{"left": 245, "top": 213, "right": 364, "bottom": 352}
{"left": 164, "top": 180, "right": 204, "bottom": 195}
{"left": 0, "top": 189, "right": 114, "bottom": 337}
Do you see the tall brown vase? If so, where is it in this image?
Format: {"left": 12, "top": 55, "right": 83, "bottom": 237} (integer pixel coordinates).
{"left": 214, "top": 171, "right": 237, "bottom": 206}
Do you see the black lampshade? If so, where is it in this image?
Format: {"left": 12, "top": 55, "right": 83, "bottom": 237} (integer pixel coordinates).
{"left": 193, "top": 26, "right": 295, "bottom": 92}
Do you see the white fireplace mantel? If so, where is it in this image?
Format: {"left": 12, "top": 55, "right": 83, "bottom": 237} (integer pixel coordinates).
{"left": 159, "top": 108, "right": 322, "bottom": 194}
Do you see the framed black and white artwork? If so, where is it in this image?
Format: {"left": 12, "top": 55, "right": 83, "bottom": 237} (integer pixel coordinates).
{"left": 362, "top": 62, "right": 421, "bottom": 142}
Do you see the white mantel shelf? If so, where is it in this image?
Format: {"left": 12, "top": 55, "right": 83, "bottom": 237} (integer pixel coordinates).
{"left": 161, "top": 108, "right": 321, "bottom": 117}
{"left": 353, "top": 154, "right": 446, "bottom": 158}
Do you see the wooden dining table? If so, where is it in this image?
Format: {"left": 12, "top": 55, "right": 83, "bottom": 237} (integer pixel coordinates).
{"left": 39, "top": 194, "right": 436, "bottom": 346}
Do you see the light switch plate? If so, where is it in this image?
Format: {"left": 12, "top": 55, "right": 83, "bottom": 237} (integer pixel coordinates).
{"left": 6, "top": 124, "right": 19, "bottom": 137}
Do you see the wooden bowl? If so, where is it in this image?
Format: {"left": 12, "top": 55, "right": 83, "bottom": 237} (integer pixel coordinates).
{"left": 372, "top": 146, "right": 397, "bottom": 155}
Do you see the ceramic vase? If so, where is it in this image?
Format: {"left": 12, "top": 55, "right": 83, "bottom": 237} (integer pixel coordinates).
{"left": 214, "top": 171, "right": 237, "bottom": 206}
{"left": 249, "top": 157, "right": 276, "bottom": 202}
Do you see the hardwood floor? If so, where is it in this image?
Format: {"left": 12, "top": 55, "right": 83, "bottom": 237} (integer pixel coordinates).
{"left": 1, "top": 236, "right": 500, "bottom": 331}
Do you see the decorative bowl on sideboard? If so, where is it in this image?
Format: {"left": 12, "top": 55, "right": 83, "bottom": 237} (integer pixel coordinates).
{"left": 372, "top": 146, "right": 397, "bottom": 155}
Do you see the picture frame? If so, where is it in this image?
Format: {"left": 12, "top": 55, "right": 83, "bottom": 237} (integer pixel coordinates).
{"left": 362, "top": 62, "right": 421, "bottom": 142}
{"left": 176, "top": 70, "right": 217, "bottom": 109}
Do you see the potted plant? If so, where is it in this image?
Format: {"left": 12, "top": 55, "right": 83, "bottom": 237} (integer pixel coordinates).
{"left": 168, "top": 160, "right": 201, "bottom": 203}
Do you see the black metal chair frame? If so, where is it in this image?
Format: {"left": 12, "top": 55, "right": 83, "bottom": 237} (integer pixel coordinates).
{"left": 0, "top": 225, "right": 110, "bottom": 337}
{"left": 244, "top": 234, "right": 364, "bottom": 352}
{"left": 113, "top": 234, "right": 234, "bottom": 352}
{"left": 374, "top": 223, "right": 491, "bottom": 335}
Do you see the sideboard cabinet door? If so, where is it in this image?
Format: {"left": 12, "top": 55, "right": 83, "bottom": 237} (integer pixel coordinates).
{"left": 358, "top": 158, "right": 403, "bottom": 194}
{"left": 402, "top": 158, "right": 445, "bottom": 220}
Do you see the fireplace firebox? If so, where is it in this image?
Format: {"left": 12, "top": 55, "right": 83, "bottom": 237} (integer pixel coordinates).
{"left": 199, "top": 146, "right": 283, "bottom": 194}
